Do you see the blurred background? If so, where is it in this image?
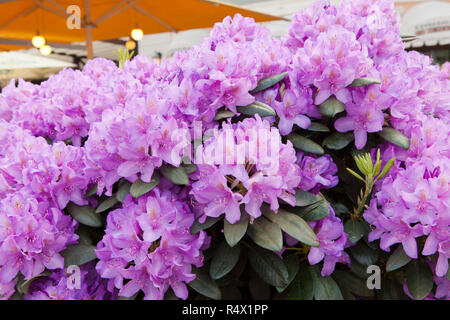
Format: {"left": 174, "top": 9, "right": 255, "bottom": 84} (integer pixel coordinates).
{"left": 1, "top": 0, "right": 449, "bottom": 88}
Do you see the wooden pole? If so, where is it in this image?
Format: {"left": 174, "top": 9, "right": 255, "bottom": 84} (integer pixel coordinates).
{"left": 85, "top": 0, "right": 93, "bottom": 59}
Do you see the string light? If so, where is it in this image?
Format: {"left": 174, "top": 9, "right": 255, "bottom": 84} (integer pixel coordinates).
{"left": 125, "top": 40, "right": 136, "bottom": 50}
{"left": 40, "top": 45, "right": 52, "bottom": 56}
{"left": 32, "top": 34, "right": 46, "bottom": 48}
{"left": 131, "top": 28, "right": 144, "bottom": 41}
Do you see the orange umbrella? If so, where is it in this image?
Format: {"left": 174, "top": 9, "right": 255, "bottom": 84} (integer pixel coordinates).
{"left": 0, "top": 0, "right": 284, "bottom": 58}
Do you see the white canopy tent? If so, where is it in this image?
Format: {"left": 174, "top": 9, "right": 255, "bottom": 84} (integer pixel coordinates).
{"left": 0, "top": 51, "right": 75, "bottom": 87}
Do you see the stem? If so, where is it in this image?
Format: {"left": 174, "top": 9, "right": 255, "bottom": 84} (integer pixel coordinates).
{"left": 354, "top": 181, "right": 373, "bottom": 217}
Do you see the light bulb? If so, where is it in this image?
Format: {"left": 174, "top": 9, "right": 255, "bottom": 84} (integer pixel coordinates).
{"left": 32, "top": 35, "right": 46, "bottom": 48}
{"left": 40, "top": 45, "right": 52, "bottom": 56}
{"left": 131, "top": 28, "right": 144, "bottom": 41}
{"left": 125, "top": 40, "right": 136, "bottom": 50}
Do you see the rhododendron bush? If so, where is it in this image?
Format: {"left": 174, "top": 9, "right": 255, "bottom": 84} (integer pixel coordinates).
{"left": 0, "top": 0, "right": 449, "bottom": 301}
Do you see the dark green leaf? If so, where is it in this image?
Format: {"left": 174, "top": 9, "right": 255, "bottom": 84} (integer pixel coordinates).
{"left": 84, "top": 184, "right": 97, "bottom": 198}
{"left": 276, "top": 255, "right": 300, "bottom": 293}
{"left": 237, "top": 101, "right": 276, "bottom": 117}
{"left": 333, "top": 270, "right": 374, "bottom": 297}
{"left": 95, "top": 196, "right": 119, "bottom": 213}
{"left": 286, "top": 263, "right": 315, "bottom": 300}
{"left": 249, "top": 274, "right": 271, "bottom": 300}
{"left": 348, "top": 77, "right": 381, "bottom": 87}
{"left": 224, "top": 211, "right": 248, "bottom": 247}
{"left": 377, "top": 127, "right": 410, "bottom": 150}
{"left": 247, "top": 217, "right": 283, "bottom": 252}
{"left": 66, "top": 202, "right": 103, "bottom": 228}
{"left": 318, "top": 97, "right": 345, "bottom": 117}
{"left": 406, "top": 259, "right": 433, "bottom": 300}
{"left": 250, "top": 72, "right": 288, "bottom": 94}
{"left": 214, "top": 109, "right": 235, "bottom": 121}
{"left": 264, "top": 208, "right": 319, "bottom": 247}
{"left": 322, "top": 132, "right": 354, "bottom": 150}
{"left": 287, "top": 133, "right": 324, "bottom": 155}
{"left": 191, "top": 216, "right": 222, "bottom": 234}
{"left": 294, "top": 189, "right": 320, "bottom": 207}
{"left": 248, "top": 246, "right": 289, "bottom": 287}
{"left": 296, "top": 200, "right": 330, "bottom": 221}
{"left": 161, "top": 165, "right": 189, "bottom": 185}
{"left": 189, "top": 268, "right": 222, "bottom": 300}
{"left": 18, "top": 270, "right": 51, "bottom": 295}
{"left": 209, "top": 241, "right": 240, "bottom": 280}
{"left": 61, "top": 244, "right": 97, "bottom": 267}
{"left": 350, "top": 242, "right": 379, "bottom": 267}
{"left": 116, "top": 181, "right": 131, "bottom": 202}
{"left": 130, "top": 172, "right": 160, "bottom": 198}
{"left": 344, "top": 219, "right": 365, "bottom": 243}
{"left": 307, "top": 122, "right": 329, "bottom": 132}
{"left": 314, "top": 273, "right": 343, "bottom": 300}
{"left": 386, "top": 245, "right": 412, "bottom": 272}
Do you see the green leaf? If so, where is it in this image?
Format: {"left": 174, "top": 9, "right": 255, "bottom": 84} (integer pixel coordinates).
{"left": 188, "top": 268, "right": 222, "bottom": 300}
{"left": 224, "top": 211, "right": 248, "bottom": 247}
{"left": 344, "top": 219, "right": 365, "bottom": 243}
{"left": 250, "top": 72, "right": 288, "bottom": 94}
{"left": 191, "top": 216, "right": 222, "bottom": 234}
{"left": 95, "top": 196, "right": 119, "bottom": 213}
{"left": 249, "top": 274, "right": 271, "bottom": 300}
{"left": 209, "top": 241, "right": 240, "bottom": 280}
{"left": 377, "top": 127, "right": 410, "bottom": 150}
{"left": 322, "top": 132, "right": 354, "bottom": 150}
{"left": 66, "top": 202, "right": 103, "bottom": 228}
{"left": 161, "top": 165, "right": 189, "bottom": 185}
{"left": 276, "top": 255, "right": 300, "bottom": 293}
{"left": 286, "top": 263, "right": 315, "bottom": 300}
{"left": 386, "top": 245, "right": 412, "bottom": 272}
{"left": 376, "top": 157, "right": 396, "bottom": 181}
{"left": 350, "top": 242, "right": 379, "bottom": 267}
{"left": 348, "top": 77, "right": 381, "bottom": 87}
{"left": 314, "top": 273, "right": 343, "bottom": 300}
{"left": 306, "top": 122, "right": 329, "bottom": 132}
{"left": 294, "top": 189, "right": 320, "bottom": 207}
{"left": 130, "top": 172, "right": 160, "bottom": 198}
{"left": 116, "top": 181, "right": 131, "bottom": 202}
{"left": 346, "top": 168, "right": 365, "bottom": 183}
{"left": 84, "top": 184, "right": 97, "bottom": 198}
{"left": 248, "top": 246, "right": 289, "bottom": 287}
{"left": 287, "top": 133, "right": 324, "bottom": 155}
{"left": 18, "top": 271, "right": 51, "bottom": 295}
{"left": 296, "top": 200, "right": 330, "bottom": 221}
{"left": 333, "top": 270, "right": 374, "bottom": 297}
{"left": 61, "top": 244, "right": 97, "bottom": 267}
{"left": 264, "top": 208, "right": 319, "bottom": 247}
{"left": 247, "top": 217, "right": 283, "bottom": 252}
{"left": 237, "top": 101, "right": 276, "bottom": 117}
{"left": 318, "top": 97, "right": 345, "bottom": 117}
{"left": 406, "top": 259, "right": 433, "bottom": 300}
{"left": 214, "top": 109, "right": 235, "bottom": 121}
{"left": 182, "top": 164, "right": 198, "bottom": 174}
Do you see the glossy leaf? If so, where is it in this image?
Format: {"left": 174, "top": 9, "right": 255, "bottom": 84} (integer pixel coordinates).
{"left": 377, "top": 127, "right": 410, "bottom": 150}
{"left": 294, "top": 189, "right": 320, "bottom": 207}
{"left": 276, "top": 255, "right": 300, "bottom": 293}
{"left": 248, "top": 246, "right": 289, "bottom": 287}
{"left": 286, "top": 264, "right": 315, "bottom": 300}
{"left": 318, "top": 97, "right": 345, "bottom": 117}
{"left": 333, "top": 270, "right": 374, "bottom": 297}
{"left": 224, "top": 212, "right": 248, "bottom": 247}
{"left": 296, "top": 200, "right": 330, "bottom": 221}
{"left": 344, "top": 219, "right": 365, "bottom": 243}
{"left": 237, "top": 101, "right": 276, "bottom": 117}
{"left": 348, "top": 77, "right": 381, "bottom": 87}
{"left": 314, "top": 273, "right": 343, "bottom": 300}
{"left": 191, "top": 216, "right": 222, "bottom": 234}
{"left": 61, "top": 244, "right": 97, "bottom": 267}
{"left": 406, "top": 259, "right": 433, "bottom": 300}
{"left": 209, "top": 241, "right": 240, "bottom": 280}
{"left": 287, "top": 133, "right": 324, "bottom": 155}
{"left": 95, "top": 196, "right": 119, "bottom": 213}
{"left": 386, "top": 245, "right": 412, "bottom": 272}
{"left": 247, "top": 217, "right": 283, "bottom": 252}
{"left": 306, "top": 122, "right": 329, "bottom": 132}
{"left": 66, "top": 202, "right": 103, "bottom": 228}
{"left": 250, "top": 72, "right": 288, "bottom": 94}
{"left": 161, "top": 165, "right": 189, "bottom": 185}
{"left": 116, "top": 181, "right": 131, "bottom": 202}
{"left": 322, "top": 132, "right": 354, "bottom": 150}
{"left": 130, "top": 172, "right": 160, "bottom": 198}
{"left": 189, "top": 268, "right": 222, "bottom": 300}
